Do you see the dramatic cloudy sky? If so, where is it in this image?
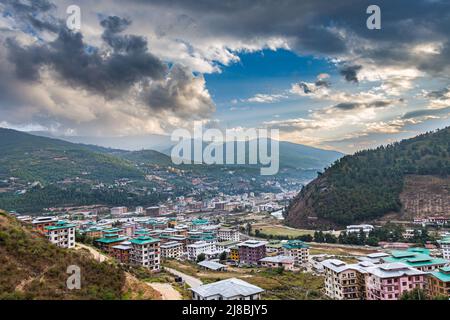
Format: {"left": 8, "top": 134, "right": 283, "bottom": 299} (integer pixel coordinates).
{"left": 0, "top": 0, "right": 449, "bottom": 153}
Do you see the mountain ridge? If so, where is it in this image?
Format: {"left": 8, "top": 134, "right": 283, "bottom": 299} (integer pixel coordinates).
{"left": 285, "top": 127, "right": 450, "bottom": 229}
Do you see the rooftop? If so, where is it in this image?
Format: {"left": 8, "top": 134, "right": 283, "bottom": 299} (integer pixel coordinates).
{"left": 45, "top": 221, "right": 76, "bottom": 230}
{"left": 282, "top": 240, "right": 309, "bottom": 249}
{"left": 191, "top": 278, "right": 264, "bottom": 298}
{"left": 238, "top": 240, "right": 267, "bottom": 248}
{"left": 259, "top": 255, "right": 294, "bottom": 264}
{"left": 130, "top": 236, "right": 160, "bottom": 245}
{"left": 197, "top": 260, "right": 227, "bottom": 270}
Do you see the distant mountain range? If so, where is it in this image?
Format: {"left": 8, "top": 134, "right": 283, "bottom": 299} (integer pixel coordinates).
{"left": 285, "top": 126, "right": 450, "bottom": 229}
{"left": 0, "top": 128, "right": 343, "bottom": 213}
{"left": 30, "top": 130, "right": 344, "bottom": 170}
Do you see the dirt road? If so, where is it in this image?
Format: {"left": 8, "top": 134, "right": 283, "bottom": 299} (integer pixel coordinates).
{"left": 147, "top": 282, "right": 182, "bottom": 300}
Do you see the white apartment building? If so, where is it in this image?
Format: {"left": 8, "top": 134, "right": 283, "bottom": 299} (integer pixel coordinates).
{"left": 322, "top": 259, "right": 368, "bottom": 300}
{"left": 45, "top": 221, "right": 76, "bottom": 249}
{"left": 187, "top": 241, "right": 217, "bottom": 261}
{"left": 439, "top": 237, "right": 450, "bottom": 260}
{"left": 346, "top": 224, "right": 374, "bottom": 235}
{"left": 217, "top": 228, "right": 240, "bottom": 242}
{"left": 130, "top": 236, "right": 161, "bottom": 271}
{"left": 111, "top": 207, "right": 128, "bottom": 215}
{"left": 282, "top": 240, "right": 310, "bottom": 266}
{"left": 160, "top": 241, "right": 184, "bottom": 260}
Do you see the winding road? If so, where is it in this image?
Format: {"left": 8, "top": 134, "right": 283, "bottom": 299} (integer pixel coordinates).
{"left": 164, "top": 267, "right": 203, "bottom": 288}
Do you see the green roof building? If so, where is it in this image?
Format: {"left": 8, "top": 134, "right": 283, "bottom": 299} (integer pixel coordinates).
{"left": 383, "top": 247, "right": 449, "bottom": 272}
{"left": 428, "top": 267, "right": 450, "bottom": 298}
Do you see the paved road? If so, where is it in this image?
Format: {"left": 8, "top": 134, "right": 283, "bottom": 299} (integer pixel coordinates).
{"left": 164, "top": 267, "right": 203, "bottom": 288}
{"left": 147, "top": 282, "right": 182, "bottom": 300}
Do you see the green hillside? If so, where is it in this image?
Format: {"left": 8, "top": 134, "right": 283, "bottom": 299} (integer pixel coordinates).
{"left": 285, "top": 127, "right": 450, "bottom": 228}
{"left": 0, "top": 128, "right": 143, "bottom": 184}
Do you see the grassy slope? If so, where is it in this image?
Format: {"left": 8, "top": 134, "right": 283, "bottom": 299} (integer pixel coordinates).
{"left": 0, "top": 128, "right": 143, "bottom": 184}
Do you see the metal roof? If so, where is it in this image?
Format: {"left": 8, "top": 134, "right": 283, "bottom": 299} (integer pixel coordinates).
{"left": 197, "top": 260, "right": 227, "bottom": 270}
{"left": 191, "top": 278, "right": 264, "bottom": 298}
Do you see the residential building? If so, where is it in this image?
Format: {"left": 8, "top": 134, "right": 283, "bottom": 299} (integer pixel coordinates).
{"left": 198, "top": 260, "right": 227, "bottom": 271}
{"left": 438, "top": 237, "right": 450, "bottom": 260}
{"left": 191, "top": 278, "right": 264, "bottom": 300}
{"left": 322, "top": 259, "right": 368, "bottom": 300}
{"left": 130, "top": 236, "right": 161, "bottom": 271}
{"left": 230, "top": 246, "right": 239, "bottom": 262}
{"left": 346, "top": 224, "right": 374, "bottom": 235}
{"left": 258, "top": 255, "right": 295, "bottom": 271}
{"left": 83, "top": 226, "right": 105, "bottom": 239}
{"left": 382, "top": 247, "right": 449, "bottom": 272}
{"left": 428, "top": 267, "right": 450, "bottom": 299}
{"left": 216, "top": 240, "right": 240, "bottom": 253}
{"left": 187, "top": 241, "right": 217, "bottom": 261}
{"left": 365, "top": 263, "right": 427, "bottom": 300}
{"left": 45, "top": 221, "right": 76, "bottom": 249}
{"left": 32, "top": 216, "right": 58, "bottom": 233}
{"left": 146, "top": 206, "right": 161, "bottom": 216}
{"left": 357, "top": 252, "right": 390, "bottom": 265}
{"left": 282, "top": 240, "right": 309, "bottom": 266}
{"left": 111, "top": 244, "right": 132, "bottom": 264}
{"left": 160, "top": 241, "right": 184, "bottom": 260}
{"left": 238, "top": 240, "right": 267, "bottom": 265}
{"left": 111, "top": 207, "right": 127, "bottom": 215}
{"left": 217, "top": 227, "right": 240, "bottom": 242}
{"left": 95, "top": 233, "right": 128, "bottom": 252}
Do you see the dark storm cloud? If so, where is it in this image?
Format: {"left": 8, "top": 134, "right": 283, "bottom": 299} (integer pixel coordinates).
{"left": 1, "top": 0, "right": 60, "bottom": 32}
{"left": 5, "top": 16, "right": 167, "bottom": 97}
{"left": 333, "top": 100, "right": 392, "bottom": 110}
{"left": 339, "top": 65, "right": 362, "bottom": 83}
{"left": 425, "top": 87, "right": 450, "bottom": 100}
{"left": 402, "top": 107, "right": 450, "bottom": 120}
{"left": 139, "top": 0, "right": 450, "bottom": 73}
{"left": 142, "top": 64, "right": 215, "bottom": 116}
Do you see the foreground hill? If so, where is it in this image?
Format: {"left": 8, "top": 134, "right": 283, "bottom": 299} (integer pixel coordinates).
{"left": 0, "top": 211, "right": 160, "bottom": 300}
{"left": 285, "top": 127, "right": 450, "bottom": 229}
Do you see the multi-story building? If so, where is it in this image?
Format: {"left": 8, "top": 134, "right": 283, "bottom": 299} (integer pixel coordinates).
{"left": 357, "top": 252, "right": 390, "bottom": 265}
{"left": 258, "top": 255, "right": 295, "bottom": 271}
{"left": 83, "top": 226, "right": 105, "bottom": 239}
{"left": 216, "top": 240, "right": 240, "bottom": 253}
{"left": 282, "top": 240, "right": 310, "bottom": 266}
{"left": 238, "top": 240, "right": 267, "bottom": 266}
{"left": 364, "top": 263, "right": 427, "bottom": 300}
{"left": 32, "top": 216, "right": 58, "bottom": 233}
{"left": 438, "top": 237, "right": 450, "bottom": 260}
{"left": 111, "top": 243, "right": 132, "bottom": 264}
{"left": 322, "top": 259, "right": 367, "bottom": 300}
{"left": 187, "top": 241, "right": 217, "bottom": 261}
{"left": 111, "top": 206, "right": 127, "bottom": 215}
{"left": 230, "top": 246, "right": 239, "bottom": 262}
{"left": 428, "top": 267, "right": 450, "bottom": 299}
{"left": 95, "top": 233, "right": 128, "bottom": 252}
{"left": 346, "top": 224, "right": 374, "bottom": 235}
{"left": 130, "top": 236, "right": 161, "bottom": 271}
{"left": 382, "top": 247, "right": 449, "bottom": 272}
{"left": 217, "top": 228, "right": 240, "bottom": 242}
{"left": 191, "top": 278, "right": 264, "bottom": 300}
{"left": 160, "top": 241, "right": 184, "bottom": 260}
{"left": 45, "top": 221, "right": 76, "bottom": 249}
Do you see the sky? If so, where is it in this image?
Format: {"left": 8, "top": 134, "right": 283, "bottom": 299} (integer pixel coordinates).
{"left": 0, "top": 0, "right": 449, "bottom": 153}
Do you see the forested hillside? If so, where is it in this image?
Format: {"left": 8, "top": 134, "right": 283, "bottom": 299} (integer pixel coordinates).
{"left": 285, "top": 127, "right": 450, "bottom": 228}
